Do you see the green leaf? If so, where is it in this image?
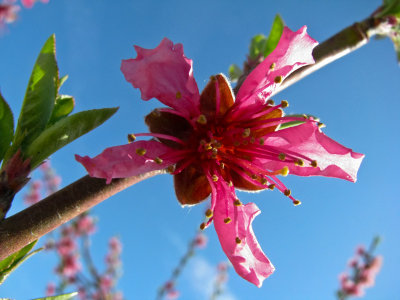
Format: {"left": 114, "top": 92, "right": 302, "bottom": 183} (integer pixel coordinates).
{"left": 32, "top": 292, "right": 78, "bottom": 300}
{"left": 47, "top": 95, "right": 75, "bottom": 126}
{"left": 263, "top": 14, "right": 285, "bottom": 57}
{"left": 228, "top": 64, "right": 243, "bottom": 82}
{"left": 13, "top": 34, "right": 59, "bottom": 153}
{"left": 378, "top": 0, "right": 400, "bottom": 17}
{"left": 249, "top": 34, "right": 268, "bottom": 60}
{"left": 26, "top": 107, "right": 118, "bottom": 168}
{"left": 0, "top": 92, "right": 14, "bottom": 162}
{"left": 0, "top": 240, "right": 42, "bottom": 285}
{"left": 59, "top": 74, "right": 69, "bottom": 88}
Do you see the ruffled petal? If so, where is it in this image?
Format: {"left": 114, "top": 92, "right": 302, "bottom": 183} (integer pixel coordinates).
{"left": 212, "top": 177, "right": 274, "bottom": 287}
{"left": 75, "top": 140, "right": 177, "bottom": 184}
{"left": 121, "top": 38, "right": 200, "bottom": 118}
{"left": 236, "top": 26, "right": 318, "bottom": 107}
{"left": 260, "top": 122, "right": 364, "bottom": 182}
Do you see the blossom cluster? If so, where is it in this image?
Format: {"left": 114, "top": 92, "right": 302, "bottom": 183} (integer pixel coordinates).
{"left": 337, "top": 238, "right": 382, "bottom": 299}
{"left": 0, "top": 0, "right": 48, "bottom": 29}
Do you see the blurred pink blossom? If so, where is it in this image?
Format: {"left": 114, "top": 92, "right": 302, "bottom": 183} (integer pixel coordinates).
{"left": 21, "top": 0, "right": 48, "bottom": 8}
{"left": 45, "top": 282, "right": 56, "bottom": 296}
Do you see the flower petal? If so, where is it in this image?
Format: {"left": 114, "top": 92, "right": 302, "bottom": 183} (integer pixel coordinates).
{"left": 145, "top": 109, "right": 193, "bottom": 148}
{"left": 236, "top": 26, "right": 318, "bottom": 106}
{"left": 261, "top": 122, "right": 364, "bottom": 182}
{"left": 212, "top": 177, "right": 274, "bottom": 287}
{"left": 200, "top": 74, "right": 234, "bottom": 120}
{"left": 174, "top": 164, "right": 211, "bottom": 205}
{"left": 75, "top": 140, "right": 177, "bottom": 184}
{"left": 121, "top": 38, "right": 200, "bottom": 118}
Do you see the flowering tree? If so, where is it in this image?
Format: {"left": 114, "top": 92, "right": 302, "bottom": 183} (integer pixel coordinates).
{"left": 0, "top": 0, "right": 397, "bottom": 298}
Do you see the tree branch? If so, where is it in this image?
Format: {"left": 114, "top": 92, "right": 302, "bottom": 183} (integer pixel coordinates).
{"left": 0, "top": 170, "right": 165, "bottom": 260}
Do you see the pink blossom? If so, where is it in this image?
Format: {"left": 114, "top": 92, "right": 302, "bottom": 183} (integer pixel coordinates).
{"left": 20, "top": 0, "right": 48, "bottom": 9}
{"left": 76, "top": 27, "right": 364, "bottom": 287}
{"left": 193, "top": 233, "right": 208, "bottom": 248}
{"left": 99, "top": 275, "right": 113, "bottom": 293}
{"left": 45, "top": 282, "right": 56, "bottom": 296}
{"left": 58, "top": 254, "right": 81, "bottom": 277}
{"left": 23, "top": 180, "right": 41, "bottom": 205}
{"left": 166, "top": 289, "right": 180, "bottom": 300}
{"left": 0, "top": 1, "right": 19, "bottom": 26}
{"left": 75, "top": 214, "right": 96, "bottom": 235}
{"left": 109, "top": 236, "right": 122, "bottom": 254}
{"left": 57, "top": 236, "right": 76, "bottom": 256}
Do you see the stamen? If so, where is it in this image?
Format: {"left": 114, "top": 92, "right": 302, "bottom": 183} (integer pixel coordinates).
{"left": 200, "top": 223, "right": 206, "bottom": 230}
{"left": 136, "top": 148, "right": 146, "bottom": 156}
{"left": 220, "top": 162, "right": 225, "bottom": 169}
{"left": 293, "top": 200, "right": 301, "bottom": 206}
{"left": 205, "top": 209, "right": 213, "bottom": 218}
{"left": 284, "top": 189, "right": 291, "bottom": 196}
{"left": 274, "top": 75, "right": 283, "bottom": 84}
{"left": 154, "top": 157, "right": 163, "bottom": 164}
{"left": 212, "top": 175, "right": 219, "bottom": 182}
{"left": 295, "top": 159, "right": 304, "bottom": 166}
{"left": 281, "top": 166, "right": 289, "bottom": 176}
{"left": 318, "top": 122, "right": 326, "bottom": 128}
{"left": 127, "top": 134, "right": 136, "bottom": 143}
{"left": 228, "top": 181, "right": 233, "bottom": 187}
{"left": 261, "top": 178, "right": 268, "bottom": 185}
{"left": 268, "top": 184, "right": 275, "bottom": 190}
{"left": 259, "top": 138, "right": 265, "bottom": 145}
{"left": 197, "top": 114, "right": 207, "bottom": 125}
{"left": 311, "top": 160, "right": 318, "bottom": 168}
{"left": 266, "top": 99, "right": 275, "bottom": 106}
{"left": 235, "top": 237, "right": 242, "bottom": 244}
{"left": 166, "top": 165, "right": 175, "bottom": 173}
{"left": 281, "top": 100, "right": 289, "bottom": 108}
{"left": 234, "top": 199, "right": 242, "bottom": 206}
{"left": 224, "top": 217, "right": 232, "bottom": 224}
{"left": 269, "top": 62, "right": 276, "bottom": 70}
{"left": 176, "top": 91, "right": 182, "bottom": 99}
{"left": 279, "top": 153, "right": 286, "bottom": 161}
{"left": 204, "top": 144, "right": 212, "bottom": 151}
{"left": 251, "top": 174, "right": 258, "bottom": 180}
{"left": 242, "top": 128, "right": 251, "bottom": 138}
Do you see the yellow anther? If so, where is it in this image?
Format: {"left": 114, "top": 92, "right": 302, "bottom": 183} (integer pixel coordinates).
{"left": 311, "top": 160, "right": 318, "bottom": 168}
{"left": 166, "top": 165, "right": 175, "bottom": 173}
{"left": 281, "top": 166, "right": 289, "bottom": 176}
{"left": 261, "top": 178, "right": 268, "bottom": 185}
{"left": 205, "top": 209, "right": 213, "bottom": 218}
{"left": 228, "top": 181, "right": 233, "bottom": 187}
{"left": 242, "top": 128, "right": 251, "bottom": 138}
{"left": 279, "top": 153, "right": 286, "bottom": 161}
{"left": 197, "top": 114, "right": 207, "bottom": 125}
{"left": 176, "top": 91, "right": 182, "bottom": 99}
{"left": 212, "top": 175, "right": 219, "bottom": 182}
{"left": 293, "top": 200, "right": 302, "bottom": 206}
{"left": 318, "top": 122, "right": 326, "bottom": 129}
{"left": 268, "top": 184, "right": 276, "bottom": 190}
{"left": 127, "top": 133, "right": 136, "bottom": 143}
{"left": 259, "top": 138, "right": 265, "bottom": 145}
{"left": 274, "top": 75, "right": 283, "bottom": 84}
{"left": 210, "top": 75, "right": 216, "bottom": 82}
{"left": 136, "top": 148, "right": 146, "bottom": 156}
{"left": 204, "top": 144, "right": 212, "bottom": 151}
{"left": 220, "top": 162, "right": 225, "bottom": 169}
{"left": 235, "top": 237, "right": 242, "bottom": 244}
{"left": 281, "top": 100, "right": 289, "bottom": 108}
{"left": 212, "top": 148, "right": 218, "bottom": 155}
{"left": 154, "top": 157, "right": 163, "bottom": 164}
{"left": 200, "top": 223, "right": 206, "bottom": 230}
{"left": 302, "top": 114, "right": 308, "bottom": 119}
{"left": 284, "top": 189, "right": 291, "bottom": 196}
{"left": 270, "top": 62, "right": 276, "bottom": 70}
{"left": 266, "top": 99, "right": 275, "bottom": 106}
{"left": 234, "top": 199, "right": 242, "bottom": 206}
{"left": 295, "top": 159, "right": 304, "bottom": 166}
{"left": 251, "top": 174, "right": 258, "bottom": 180}
{"left": 224, "top": 217, "right": 232, "bottom": 224}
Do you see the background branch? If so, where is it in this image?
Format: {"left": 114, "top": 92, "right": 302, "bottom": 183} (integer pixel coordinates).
{"left": 0, "top": 170, "right": 165, "bottom": 260}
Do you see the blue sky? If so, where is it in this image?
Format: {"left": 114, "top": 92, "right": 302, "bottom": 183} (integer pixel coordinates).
{"left": 1, "top": 0, "right": 400, "bottom": 299}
